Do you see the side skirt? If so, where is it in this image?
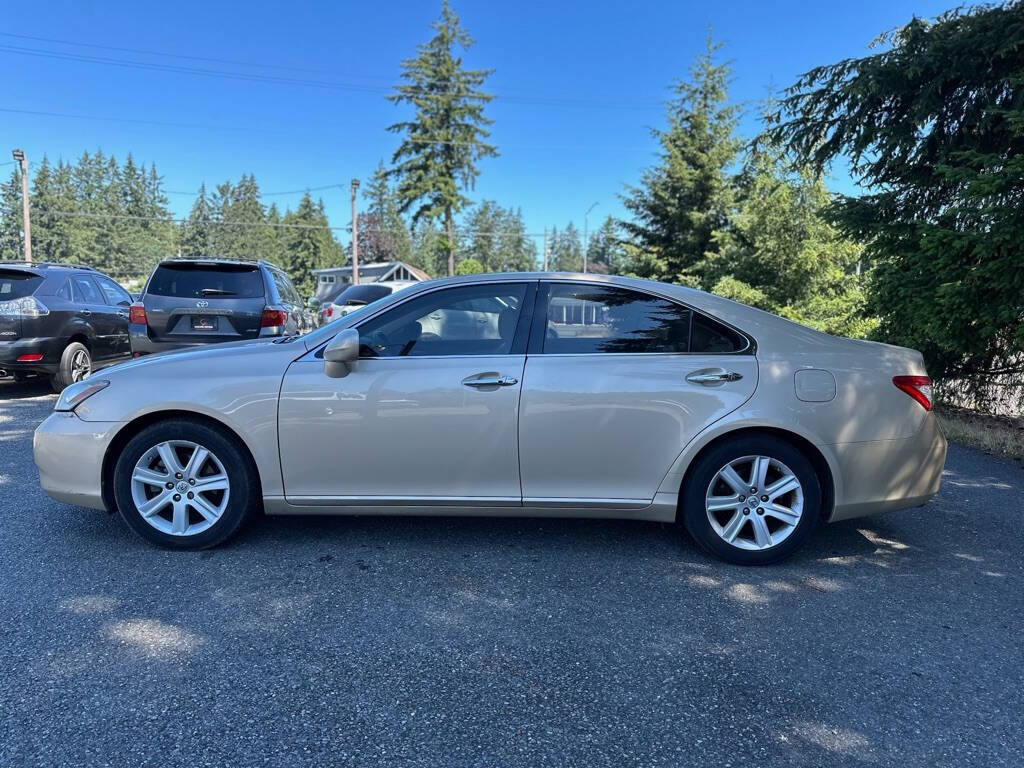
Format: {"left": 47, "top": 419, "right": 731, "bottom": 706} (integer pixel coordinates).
{"left": 262, "top": 492, "right": 679, "bottom": 523}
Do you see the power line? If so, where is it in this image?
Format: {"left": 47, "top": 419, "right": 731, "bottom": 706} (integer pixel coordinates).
{"left": 0, "top": 42, "right": 660, "bottom": 110}
{"left": 19, "top": 207, "right": 558, "bottom": 238}
{"left": 0, "top": 31, "right": 360, "bottom": 79}
{"left": 0, "top": 106, "right": 654, "bottom": 153}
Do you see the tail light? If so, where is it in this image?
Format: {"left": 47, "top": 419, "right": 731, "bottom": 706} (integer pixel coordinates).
{"left": 893, "top": 375, "right": 933, "bottom": 411}
{"left": 261, "top": 307, "right": 288, "bottom": 328}
{"left": 128, "top": 302, "right": 147, "bottom": 325}
{"left": 17, "top": 353, "right": 44, "bottom": 362}
{"left": 0, "top": 296, "right": 49, "bottom": 318}
{"left": 325, "top": 305, "right": 334, "bottom": 318}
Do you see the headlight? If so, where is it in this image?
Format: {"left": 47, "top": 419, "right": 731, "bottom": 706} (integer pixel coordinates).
{"left": 55, "top": 379, "right": 110, "bottom": 412}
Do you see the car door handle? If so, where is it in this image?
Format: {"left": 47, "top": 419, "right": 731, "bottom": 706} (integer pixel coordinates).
{"left": 80, "top": 309, "right": 92, "bottom": 317}
{"left": 686, "top": 369, "right": 743, "bottom": 385}
{"left": 462, "top": 373, "right": 519, "bottom": 388}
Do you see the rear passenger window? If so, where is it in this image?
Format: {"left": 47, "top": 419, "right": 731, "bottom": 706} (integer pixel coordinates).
{"left": 690, "top": 313, "right": 747, "bottom": 353}
{"left": 71, "top": 276, "right": 104, "bottom": 304}
{"left": 543, "top": 284, "right": 691, "bottom": 354}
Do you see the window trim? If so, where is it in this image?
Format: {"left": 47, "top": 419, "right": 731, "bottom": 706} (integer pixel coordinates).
{"left": 528, "top": 280, "right": 754, "bottom": 356}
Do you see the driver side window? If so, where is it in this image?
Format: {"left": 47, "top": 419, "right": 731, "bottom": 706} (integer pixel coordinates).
{"left": 357, "top": 283, "right": 528, "bottom": 358}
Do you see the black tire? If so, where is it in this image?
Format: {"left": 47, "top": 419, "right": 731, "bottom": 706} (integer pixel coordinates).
{"left": 113, "top": 418, "right": 259, "bottom": 549}
{"left": 681, "top": 435, "right": 822, "bottom": 565}
{"left": 51, "top": 341, "right": 91, "bottom": 392}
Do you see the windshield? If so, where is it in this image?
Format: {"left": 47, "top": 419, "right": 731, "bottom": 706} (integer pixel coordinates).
{"left": 334, "top": 284, "right": 391, "bottom": 305}
{"left": 146, "top": 263, "right": 265, "bottom": 299}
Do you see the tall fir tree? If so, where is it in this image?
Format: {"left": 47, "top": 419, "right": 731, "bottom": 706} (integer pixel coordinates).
{"left": 712, "top": 132, "right": 873, "bottom": 338}
{"left": 547, "top": 223, "right": 582, "bottom": 272}
{"left": 282, "top": 193, "right": 343, "bottom": 297}
{"left": 585, "top": 216, "right": 628, "bottom": 275}
{"left": 387, "top": 0, "right": 497, "bottom": 276}
{"left": 0, "top": 169, "right": 24, "bottom": 260}
{"left": 360, "top": 162, "right": 413, "bottom": 264}
{"left": 180, "top": 183, "right": 214, "bottom": 258}
{"left": 620, "top": 34, "right": 741, "bottom": 288}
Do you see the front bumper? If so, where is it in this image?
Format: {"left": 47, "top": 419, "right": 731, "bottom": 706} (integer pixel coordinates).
{"left": 828, "top": 413, "right": 947, "bottom": 522}
{"left": 34, "top": 411, "right": 121, "bottom": 510}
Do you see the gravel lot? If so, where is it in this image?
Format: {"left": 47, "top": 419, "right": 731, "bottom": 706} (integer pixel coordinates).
{"left": 2, "top": 377, "right": 1023, "bottom": 767}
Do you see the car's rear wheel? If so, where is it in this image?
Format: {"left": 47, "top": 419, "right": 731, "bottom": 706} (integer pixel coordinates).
{"left": 681, "top": 435, "right": 822, "bottom": 565}
{"left": 51, "top": 342, "right": 91, "bottom": 392}
{"left": 113, "top": 419, "right": 258, "bottom": 549}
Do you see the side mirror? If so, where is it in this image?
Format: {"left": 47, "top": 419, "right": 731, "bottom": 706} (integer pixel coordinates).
{"left": 323, "top": 328, "right": 359, "bottom": 378}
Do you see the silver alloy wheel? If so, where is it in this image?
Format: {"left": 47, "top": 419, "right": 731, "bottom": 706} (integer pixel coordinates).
{"left": 130, "top": 440, "right": 230, "bottom": 536}
{"left": 71, "top": 349, "right": 90, "bottom": 382}
{"left": 705, "top": 455, "right": 804, "bottom": 551}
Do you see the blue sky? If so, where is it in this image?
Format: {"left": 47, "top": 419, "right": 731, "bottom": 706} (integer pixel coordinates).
{"left": 3, "top": 0, "right": 955, "bottom": 249}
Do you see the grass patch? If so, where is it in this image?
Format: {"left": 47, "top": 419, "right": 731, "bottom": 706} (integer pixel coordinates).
{"left": 937, "top": 405, "right": 1024, "bottom": 463}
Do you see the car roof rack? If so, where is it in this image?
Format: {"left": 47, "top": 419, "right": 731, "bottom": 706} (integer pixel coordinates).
{"left": 161, "top": 256, "right": 263, "bottom": 266}
{"left": 0, "top": 260, "right": 96, "bottom": 271}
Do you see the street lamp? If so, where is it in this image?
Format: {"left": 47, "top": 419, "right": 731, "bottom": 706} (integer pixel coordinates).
{"left": 11, "top": 148, "right": 31, "bottom": 263}
{"left": 583, "top": 202, "right": 598, "bottom": 273}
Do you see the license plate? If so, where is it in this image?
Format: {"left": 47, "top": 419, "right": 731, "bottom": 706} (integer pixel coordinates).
{"left": 191, "top": 316, "right": 216, "bottom": 331}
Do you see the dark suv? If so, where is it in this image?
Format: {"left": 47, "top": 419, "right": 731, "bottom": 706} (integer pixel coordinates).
{"left": 0, "top": 261, "right": 134, "bottom": 390}
{"left": 130, "top": 259, "right": 305, "bottom": 355}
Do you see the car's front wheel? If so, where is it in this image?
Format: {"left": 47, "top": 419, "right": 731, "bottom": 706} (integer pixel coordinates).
{"left": 113, "top": 419, "right": 258, "bottom": 549}
{"left": 681, "top": 435, "right": 822, "bottom": 565}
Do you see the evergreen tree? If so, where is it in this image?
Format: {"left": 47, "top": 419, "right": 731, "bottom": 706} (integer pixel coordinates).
{"left": 458, "top": 201, "right": 535, "bottom": 272}
{"left": 585, "top": 216, "right": 628, "bottom": 275}
{"left": 180, "top": 184, "right": 214, "bottom": 258}
{"left": 769, "top": 3, "right": 1024, "bottom": 405}
{"left": 409, "top": 221, "right": 449, "bottom": 277}
{"left": 712, "top": 135, "right": 874, "bottom": 338}
{"left": 0, "top": 169, "right": 24, "bottom": 260}
{"left": 360, "top": 162, "right": 413, "bottom": 264}
{"left": 547, "top": 223, "right": 582, "bottom": 272}
{"left": 620, "top": 34, "right": 741, "bottom": 288}
{"left": 388, "top": 0, "right": 497, "bottom": 276}
{"left": 281, "top": 193, "right": 343, "bottom": 297}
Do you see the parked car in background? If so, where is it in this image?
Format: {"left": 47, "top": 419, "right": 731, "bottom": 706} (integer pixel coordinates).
{"left": 34, "top": 273, "right": 946, "bottom": 564}
{"left": 129, "top": 259, "right": 304, "bottom": 355}
{"left": 0, "top": 261, "right": 133, "bottom": 391}
{"left": 319, "top": 281, "right": 417, "bottom": 324}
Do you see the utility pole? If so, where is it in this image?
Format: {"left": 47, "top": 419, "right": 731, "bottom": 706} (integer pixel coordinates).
{"left": 583, "top": 202, "right": 598, "bottom": 273}
{"left": 543, "top": 227, "right": 549, "bottom": 271}
{"left": 350, "top": 178, "right": 360, "bottom": 285}
{"left": 11, "top": 149, "right": 31, "bottom": 263}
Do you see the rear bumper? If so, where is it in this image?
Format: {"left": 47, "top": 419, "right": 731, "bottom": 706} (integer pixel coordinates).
{"left": 828, "top": 413, "right": 947, "bottom": 522}
{"left": 129, "top": 325, "right": 287, "bottom": 355}
{"left": 0, "top": 337, "right": 63, "bottom": 374}
{"left": 34, "top": 411, "right": 121, "bottom": 510}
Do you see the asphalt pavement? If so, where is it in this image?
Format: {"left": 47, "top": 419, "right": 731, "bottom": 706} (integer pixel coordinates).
{"left": 1, "top": 376, "right": 1022, "bottom": 767}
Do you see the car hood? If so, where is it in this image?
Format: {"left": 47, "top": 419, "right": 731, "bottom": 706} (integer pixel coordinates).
{"left": 96, "top": 338, "right": 292, "bottom": 379}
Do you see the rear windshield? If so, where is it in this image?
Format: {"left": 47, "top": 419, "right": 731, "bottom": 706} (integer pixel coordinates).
{"left": 336, "top": 284, "right": 391, "bottom": 305}
{"left": 0, "top": 269, "right": 43, "bottom": 300}
{"left": 146, "top": 263, "right": 265, "bottom": 299}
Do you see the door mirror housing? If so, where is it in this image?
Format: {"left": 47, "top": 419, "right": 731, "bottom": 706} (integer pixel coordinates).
{"left": 323, "top": 328, "right": 359, "bottom": 378}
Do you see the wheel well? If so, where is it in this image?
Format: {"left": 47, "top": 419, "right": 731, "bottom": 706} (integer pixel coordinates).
{"left": 676, "top": 427, "right": 835, "bottom": 522}
{"left": 100, "top": 410, "right": 262, "bottom": 513}
{"left": 67, "top": 333, "right": 90, "bottom": 352}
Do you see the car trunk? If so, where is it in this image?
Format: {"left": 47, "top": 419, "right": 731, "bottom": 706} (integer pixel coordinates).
{"left": 142, "top": 262, "right": 267, "bottom": 344}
